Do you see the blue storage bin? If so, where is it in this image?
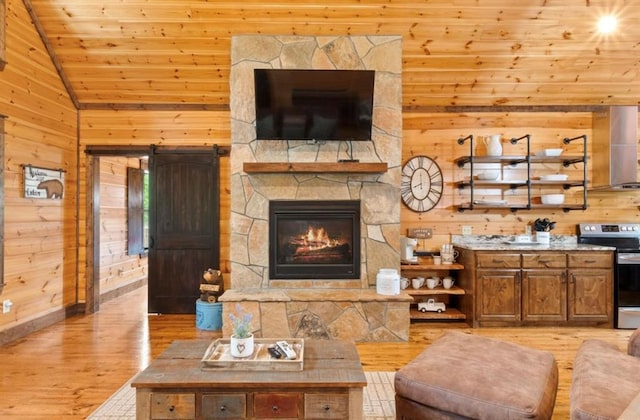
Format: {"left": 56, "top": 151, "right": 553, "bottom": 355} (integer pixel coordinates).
{"left": 195, "top": 300, "right": 222, "bottom": 331}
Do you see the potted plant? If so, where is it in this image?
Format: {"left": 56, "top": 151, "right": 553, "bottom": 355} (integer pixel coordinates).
{"left": 533, "top": 218, "right": 556, "bottom": 244}
{"left": 228, "top": 304, "right": 254, "bottom": 358}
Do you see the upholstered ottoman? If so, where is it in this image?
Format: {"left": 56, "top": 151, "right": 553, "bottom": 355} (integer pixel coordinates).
{"left": 395, "top": 331, "right": 558, "bottom": 419}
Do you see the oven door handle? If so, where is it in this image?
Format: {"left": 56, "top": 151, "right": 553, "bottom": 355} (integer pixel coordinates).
{"left": 617, "top": 253, "right": 640, "bottom": 264}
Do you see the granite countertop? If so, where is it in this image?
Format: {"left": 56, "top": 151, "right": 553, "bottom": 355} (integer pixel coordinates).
{"left": 451, "top": 235, "right": 615, "bottom": 252}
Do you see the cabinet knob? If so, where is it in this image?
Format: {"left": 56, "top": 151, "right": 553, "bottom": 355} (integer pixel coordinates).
{"left": 168, "top": 405, "right": 175, "bottom": 412}
{"left": 220, "top": 405, "right": 226, "bottom": 412}
{"left": 324, "top": 404, "right": 331, "bottom": 411}
{"left": 272, "top": 405, "right": 279, "bottom": 412}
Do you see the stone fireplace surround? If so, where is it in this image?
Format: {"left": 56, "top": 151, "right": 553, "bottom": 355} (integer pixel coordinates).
{"left": 221, "top": 35, "right": 410, "bottom": 342}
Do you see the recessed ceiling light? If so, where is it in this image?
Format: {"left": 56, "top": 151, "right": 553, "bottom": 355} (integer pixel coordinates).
{"left": 597, "top": 15, "right": 617, "bottom": 34}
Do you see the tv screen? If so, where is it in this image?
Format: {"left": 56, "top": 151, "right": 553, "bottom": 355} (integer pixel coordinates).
{"left": 254, "top": 69, "right": 374, "bottom": 141}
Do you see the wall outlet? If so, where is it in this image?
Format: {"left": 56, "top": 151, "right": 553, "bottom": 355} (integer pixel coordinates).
{"left": 462, "top": 225, "right": 472, "bottom": 235}
{"left": 409, "top": 228, "right": 432, "bottom": 239}
{"left": 2, "top": 299, "right": 12, "bottom": 314}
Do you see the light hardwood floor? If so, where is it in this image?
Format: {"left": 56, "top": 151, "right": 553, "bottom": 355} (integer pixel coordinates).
{"left": 0, "top": 286, "right": 633, "bottom": 419}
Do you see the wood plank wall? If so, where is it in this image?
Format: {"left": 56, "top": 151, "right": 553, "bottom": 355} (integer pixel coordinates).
{"left": 0, "top": 0, "right": 77, "bottom": 337}
{"left": 403, "top": 111, "right": 640, "bottom": 253}
{"left": 98, "top": 157, "right": 148, "bottom": 297}
{"left": 78, "top": 110, "right": 232, "bottom": 295}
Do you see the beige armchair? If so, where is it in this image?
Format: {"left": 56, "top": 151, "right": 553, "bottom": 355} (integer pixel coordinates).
{"left": 570, "top": 328, "right": 640, "bottom": 419}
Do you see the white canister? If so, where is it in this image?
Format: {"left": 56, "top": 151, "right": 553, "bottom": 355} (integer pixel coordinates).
{"left": 376, "top": 268, "right": 400, "bottom": 295}
{"left": 536, "top": 231, "right": 550, "bottom": 244}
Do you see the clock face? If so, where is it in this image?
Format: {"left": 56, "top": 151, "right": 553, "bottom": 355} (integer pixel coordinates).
{"left": 401, "top": 156, "right": 443, "bottom": 212}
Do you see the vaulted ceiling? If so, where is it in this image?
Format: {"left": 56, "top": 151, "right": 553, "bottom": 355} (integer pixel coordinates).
{"left": 26, "top": 0, "right": 640, "bottom": 109}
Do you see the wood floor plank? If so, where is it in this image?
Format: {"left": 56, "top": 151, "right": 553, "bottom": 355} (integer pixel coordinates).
{"left": 0, "top": 286, "right": 633, "bottom": 418}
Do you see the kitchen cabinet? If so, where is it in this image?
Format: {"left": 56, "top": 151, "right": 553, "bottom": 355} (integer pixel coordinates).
{"left": 567, "top": 253, "right": 613, "bottom": 323}
{"left": 462, "top": 249, "right": 613, "bottom": 327}
{"left": 522, "top": 252, "right": 568, "bottom": 322}
{"left": 454, "top": 134, "right": 587, "bottom": 212}
{"left": 401, "top": 258, "right": 468, "bottom": 322}
{"left": 476, "top": 269, "right": 521, "bottom": 324}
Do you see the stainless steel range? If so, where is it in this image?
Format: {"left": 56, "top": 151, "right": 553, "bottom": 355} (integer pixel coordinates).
{"left": 578, "top": 223, "right": 640, "bottom": 329}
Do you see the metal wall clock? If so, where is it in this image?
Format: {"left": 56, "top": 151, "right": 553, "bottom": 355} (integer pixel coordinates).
{"left": 401, "top": 155, "right": 443, "bottom": 212}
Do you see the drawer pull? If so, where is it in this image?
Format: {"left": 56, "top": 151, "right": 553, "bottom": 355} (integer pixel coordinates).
{"left": 584, "top": 259, "right": 596, "bottom": 264}
{"left": 220, "top": 405, "right": 226, "bottom": 412}
{"left": 492, "top": 259, "right": 505, "bottom": 264}
{"left": 168, "top": 405, "right": 175, "bottom": 412}
{"left": 324, "top": 404, "right": 331, "bottom": 411}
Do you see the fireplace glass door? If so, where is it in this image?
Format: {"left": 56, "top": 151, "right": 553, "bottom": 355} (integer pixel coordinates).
{"left": 269, "top": 200, "right": 360, "bottom": 279}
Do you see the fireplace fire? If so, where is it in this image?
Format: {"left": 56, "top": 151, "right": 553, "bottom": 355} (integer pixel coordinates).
{"left": 269, "top": 200, "right": 361, "bottom": 279}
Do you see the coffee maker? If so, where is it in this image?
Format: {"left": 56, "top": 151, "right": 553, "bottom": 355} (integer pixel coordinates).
{"left": 400, "top": 236, "right": 418, "bottom": 263}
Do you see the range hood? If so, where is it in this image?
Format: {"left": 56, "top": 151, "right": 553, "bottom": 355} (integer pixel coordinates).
{"left": 591, "top": 106, "right": 640, "bottom": 190}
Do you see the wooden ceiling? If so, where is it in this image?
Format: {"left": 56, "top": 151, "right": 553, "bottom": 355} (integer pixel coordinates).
{"left": 25, "top": 0, "right": 640, "bottom": 109}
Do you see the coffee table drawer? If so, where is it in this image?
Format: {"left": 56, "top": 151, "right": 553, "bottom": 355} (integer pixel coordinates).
{"left": 253, "top": 392, "right": 302, "bottom": 418}
{"left": 202, "top": 393, "right": 246, "bottom": 419}
{"left": 150, "top": 392, "right": 195, "bottom": 419}
{"left": 304, "top": 393, "right": 349, "bottom": 419}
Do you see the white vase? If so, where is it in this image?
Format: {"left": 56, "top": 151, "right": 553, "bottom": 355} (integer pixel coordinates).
{"left": 483, "top": 134, "right": 503, "bottom": 156}
{"left": 230, "top": 334, "right": 254, "bottom": 358}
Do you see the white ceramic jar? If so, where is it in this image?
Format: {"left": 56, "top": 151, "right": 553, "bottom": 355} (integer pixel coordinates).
{"left": 376, "top": 268, "right": 400, "bottom": 295}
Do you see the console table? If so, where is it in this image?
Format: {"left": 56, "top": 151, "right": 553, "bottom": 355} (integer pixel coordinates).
{"left": 131, "top": 339, "right": 367, "bottom": 419}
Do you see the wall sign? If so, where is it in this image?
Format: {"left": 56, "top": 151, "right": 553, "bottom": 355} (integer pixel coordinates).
{"left": 23, "top": 165, "right": 65, "bottom": 199}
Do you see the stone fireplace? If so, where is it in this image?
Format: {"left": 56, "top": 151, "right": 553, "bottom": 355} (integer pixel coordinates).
{"left": 221, "top": 35, "right": 410, "bottom": 342}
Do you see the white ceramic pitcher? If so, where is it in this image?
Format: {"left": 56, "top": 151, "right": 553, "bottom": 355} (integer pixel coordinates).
{"left": 484, "top": 134, "right": 503, "bottom": 156}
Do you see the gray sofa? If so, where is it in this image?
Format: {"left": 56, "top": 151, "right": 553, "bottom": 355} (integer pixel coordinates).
{"left": 570, "top": 328, "right": 640, "bottom": 419}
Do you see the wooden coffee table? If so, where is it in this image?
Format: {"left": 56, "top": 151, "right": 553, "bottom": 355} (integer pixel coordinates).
{"left": 131, "top": 339, "right": 367, "bottom": 419}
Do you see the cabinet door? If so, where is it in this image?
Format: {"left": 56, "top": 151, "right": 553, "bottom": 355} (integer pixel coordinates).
{"left": 476, "top": 269, "right": 521, "bottom": 324}
{"left": 568, "top": 269, "right": 613, "bottom": 324}
{"left": 522, "top": 269, "right": 567, "bottom": 322}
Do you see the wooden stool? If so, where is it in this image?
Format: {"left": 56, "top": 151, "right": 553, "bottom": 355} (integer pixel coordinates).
{"left": 395, "top": 331, "right": 558, "bottom": 419}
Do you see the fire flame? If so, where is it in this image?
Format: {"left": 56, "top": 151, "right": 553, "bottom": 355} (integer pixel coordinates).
{"left": 296, "top": 226, "right": 340, "bottom": 252}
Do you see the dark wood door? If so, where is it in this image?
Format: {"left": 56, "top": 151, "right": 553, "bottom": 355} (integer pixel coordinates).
{"left": 148, "top": 148, "right": 220, "bottom": 314}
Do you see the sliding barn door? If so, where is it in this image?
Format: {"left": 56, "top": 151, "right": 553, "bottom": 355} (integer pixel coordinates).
{"left": 148, "top": 147, "right": 220, "bottom": 314}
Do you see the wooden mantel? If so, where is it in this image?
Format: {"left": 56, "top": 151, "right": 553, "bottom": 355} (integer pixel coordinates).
{"left": 243, "top": 162, "right": 388, "bottom": 174}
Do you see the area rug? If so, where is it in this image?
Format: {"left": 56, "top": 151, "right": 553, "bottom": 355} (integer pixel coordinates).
{"left": 87, "top": 371, "right": 396, "bottom": 419}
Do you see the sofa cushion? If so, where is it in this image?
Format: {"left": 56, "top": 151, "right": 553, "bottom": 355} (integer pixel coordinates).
{"left": 571, "top": 339, "right": 640, "bottom": 420}
{"left": 395, "top": 331, "right": 558, "bottom": 419}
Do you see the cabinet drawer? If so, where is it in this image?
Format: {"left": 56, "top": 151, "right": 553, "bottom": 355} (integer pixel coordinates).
{"left": 522, "top": 253, "right": 566, "bottom": 268}
{"left": 568, "top": 253, "right": 612, "bottom": 268}
{"left": 202, "top": 393, "right": 246, "bottom": 419}
{"left": 304, "top": 393, "right": 349, "bottom": 419}
{"left": 476, "top": 253, "right": 521, "bottom": 268}
{"left": 253, "top": 392, "right": 302, "bottom": 418}
{"left": 150, "top": 392, "right": 195, "bottom": 419}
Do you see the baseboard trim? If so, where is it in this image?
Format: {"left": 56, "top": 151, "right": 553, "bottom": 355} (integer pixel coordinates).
{"left": 0, "top": 307, "right": 68, "bottom": 346}
{"left": 100, "top": 278, "right": 147, "bottom": 305}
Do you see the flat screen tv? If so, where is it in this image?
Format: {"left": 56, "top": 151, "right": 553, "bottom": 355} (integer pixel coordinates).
{"left": 254, "top": 69, "right": 374, "bottom": 141}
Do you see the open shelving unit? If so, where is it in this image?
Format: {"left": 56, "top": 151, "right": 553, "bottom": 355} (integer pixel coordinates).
{"left": 454, "top": 134, "right": 588, "bottom": 212}
{"left": 401, "top": 259, "right": 466, "bottom": 322}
